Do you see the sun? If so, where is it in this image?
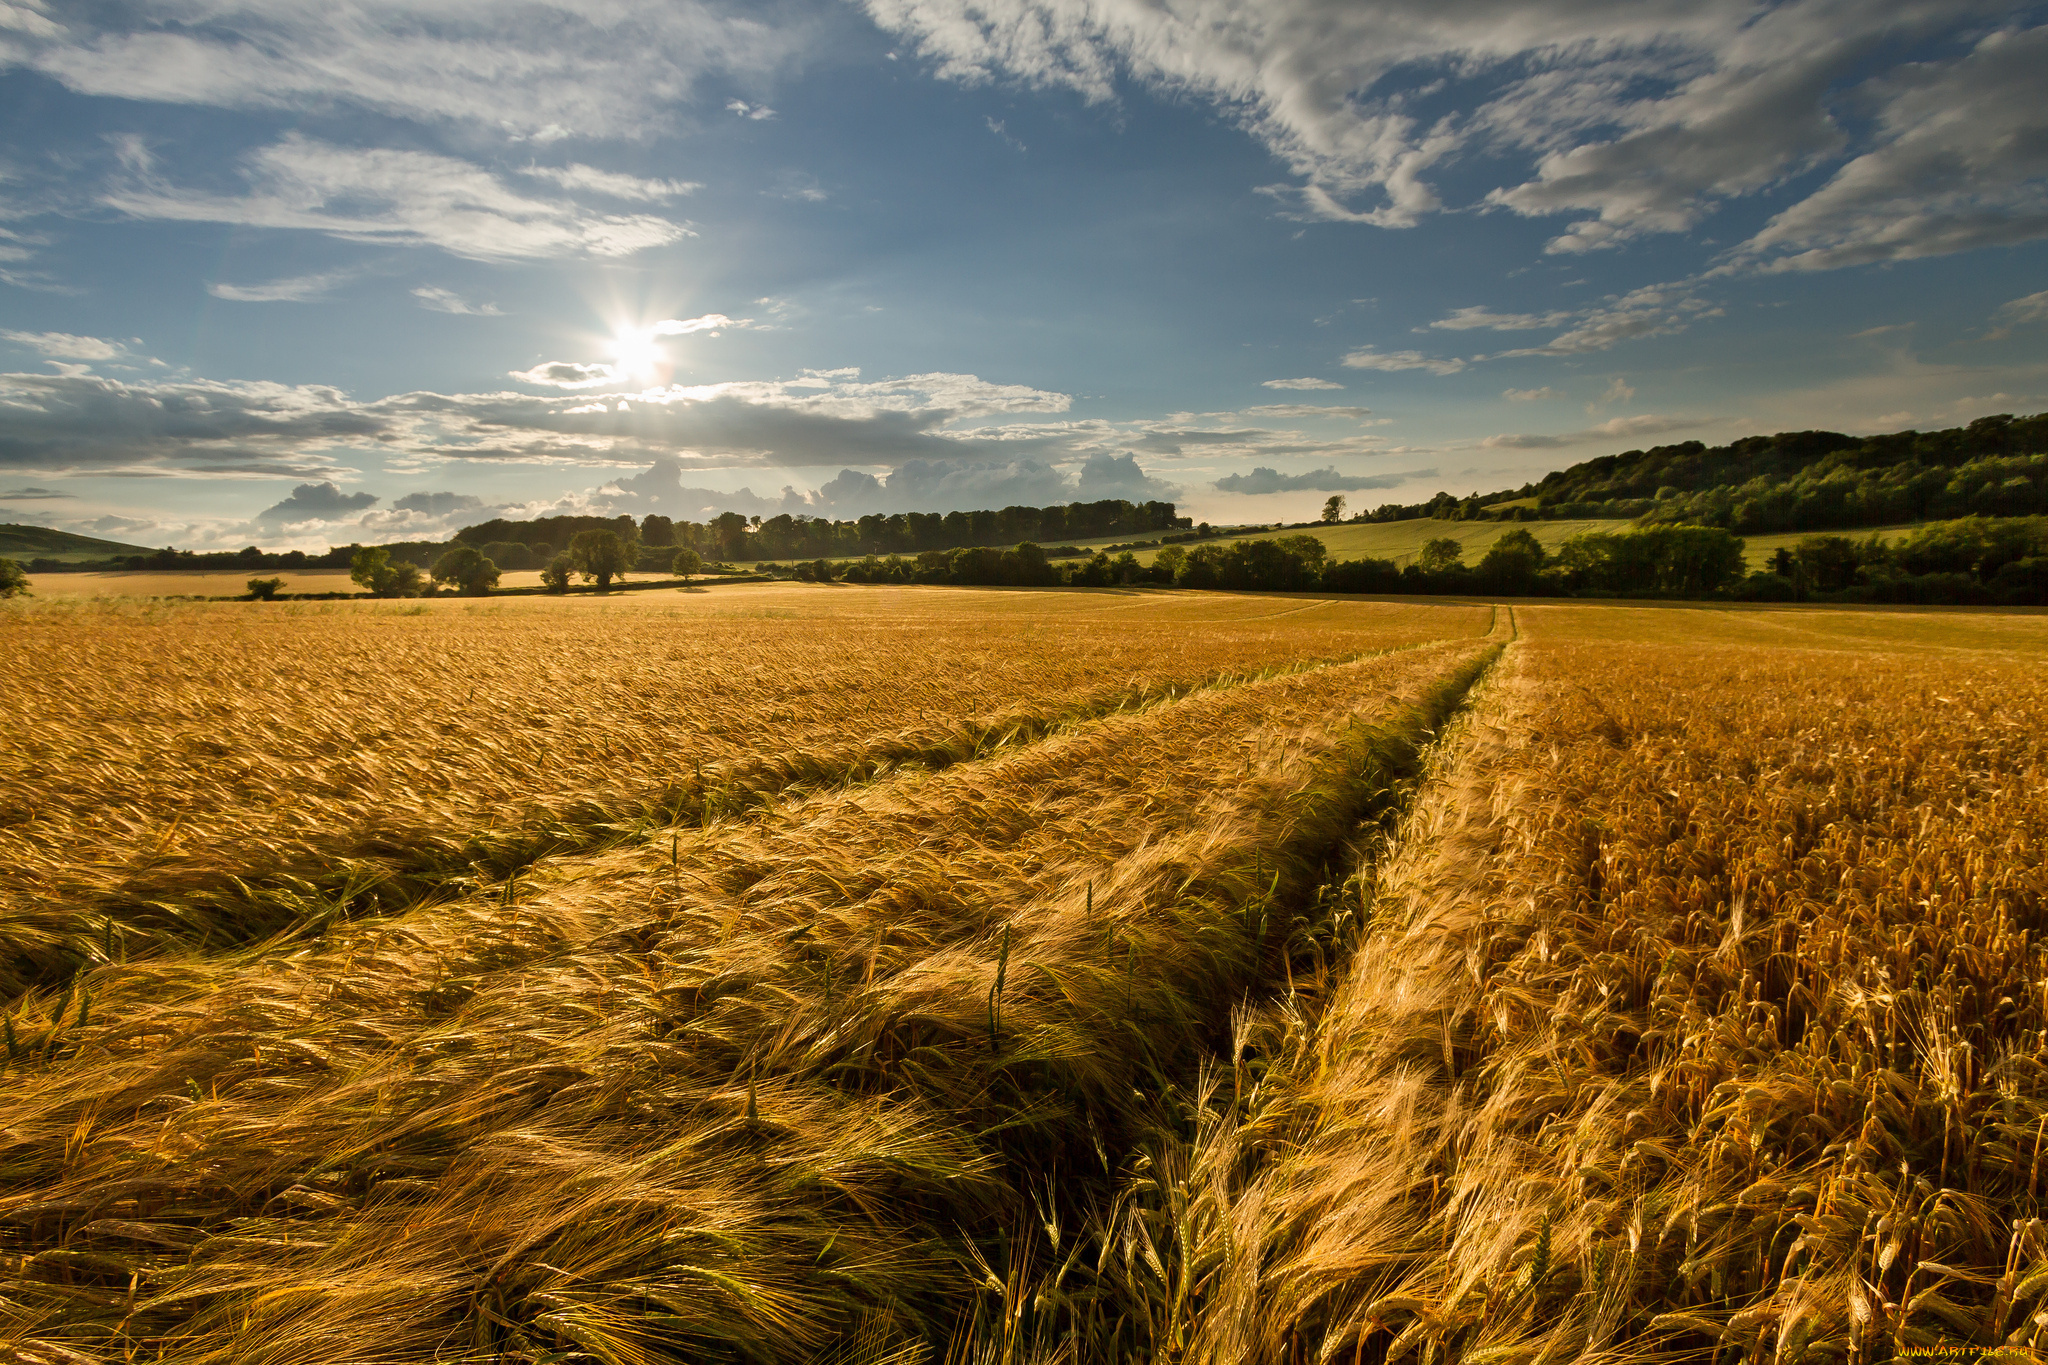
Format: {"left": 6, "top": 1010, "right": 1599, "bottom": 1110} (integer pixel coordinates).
{"left": 609, "top": 326, "right": 666, "bottom": 385}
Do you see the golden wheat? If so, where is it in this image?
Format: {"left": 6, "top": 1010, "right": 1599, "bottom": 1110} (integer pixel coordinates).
{"left": 0, "top": 589, "right": 1488, "bottom": 996}
{"left": 0, "top": 595, "right": 1495, "bottom": 1363}
{"left": 1146, "top": 605, "right": 2048, "bottom": 1364}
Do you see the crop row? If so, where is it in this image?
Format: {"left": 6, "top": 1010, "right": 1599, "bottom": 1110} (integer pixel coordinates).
{"left": 0, "top": 594, "right": 1487, "bottom": 998}
{"left": 1107, "top": 622, "right": 2048, "bottom": 1362}
{"left": 0, "top": 633, "right": 1498, "bottom": 1363}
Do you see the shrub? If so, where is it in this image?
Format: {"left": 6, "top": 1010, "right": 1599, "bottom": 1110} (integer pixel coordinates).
{"left": 540, "top": 552, "right": 575, "bottom": 594}
{"left": 671, "top": 547, "right": 703, "bottom": 582}
{"left": 245, "top": 576, "right": 285, "bottom": 601}
{"left": 0, "top": 557, "right": 29, "bottom": 598}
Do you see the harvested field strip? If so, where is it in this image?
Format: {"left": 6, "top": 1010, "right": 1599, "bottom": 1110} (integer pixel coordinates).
{"left": 0, "top": 640, "right": 1498, "bottom": 1363}
{"left": 0, "top": 594, "right": 1489, "bottom": 998}
{"left": 1159, "top": 628, "right": 2048, "bottom": 1362}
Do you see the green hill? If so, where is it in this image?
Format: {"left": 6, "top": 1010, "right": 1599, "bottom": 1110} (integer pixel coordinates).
{"left": 0, "top": 524, "right": 156, "bottom": 563}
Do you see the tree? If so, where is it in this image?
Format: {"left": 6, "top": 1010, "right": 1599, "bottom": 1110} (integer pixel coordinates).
{"left": 1417, "top": 537, "right": 1465, "bottom": 573}
{"left": 1476, "top": 528, "right": 1546, "bottom": 591}
{"left": 431, "top": 545, "right": 501, "bottom": 596}
{"left": 569, "top": 529, "right": 631, "bottom": 590}
{"left": 540, "top": 552, "right": 575, "bottom": 593}
{"left": 1321, "top": 495, "right": 1346, "bottom": 523}
{"left": 0, "top": 557, "right": 29, "bottom": 598}
{"left": 671, "top": 547, "right": 703, "bottom": 582}
{"left": 349, "top": 545, "right": 425, "bottom": 598}
{"left": 245, "top": 576, "right": 284, "bottom": 601}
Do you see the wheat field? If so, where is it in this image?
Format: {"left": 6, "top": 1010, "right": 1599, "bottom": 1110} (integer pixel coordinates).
{"left": 3, "top": 586, "right": 2045, "bottom": 1363}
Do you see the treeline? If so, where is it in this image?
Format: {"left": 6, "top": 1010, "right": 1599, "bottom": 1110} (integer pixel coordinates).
{"left": 779, "top": 515, "right": 2048, "bottom": 605}
{"left": 454, "top": 498, "right": 1188, "bottom": 565}
{"left": 1743, "top": 515, "right": 2048, "bottom": 604}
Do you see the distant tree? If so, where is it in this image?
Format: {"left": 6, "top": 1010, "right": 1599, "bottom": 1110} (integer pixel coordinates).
{"left": 0, "top": 557, "right": 29, "bottom": 598}
{"left": 431, "top": 545, "right": 501, "bottom": 596}
{"left": 569, "top": 529, "right": 631, "bottom": 590}
{"left": 1417, "top": 537, "right": 1465, "bottom": 574}
{"left": 671, "top": 547, "right": 703, "bottom": 582}
{"left": 349, "top": 545, "right": 426, "bottom": 598}
{"left": 1153, "top": 544, "right": 1188, "bottom": 582}
{"left": 540, "top": 552, "right": 575, "bottom": 593}
{"left": 245, "top": 576, "right": 284, "bottom": 601}
{"left": 1476, "top": 528, "right": 1546, "bottom": 591}
{"left": 1321, "top": 495, "right": 1346, "bottom": 523}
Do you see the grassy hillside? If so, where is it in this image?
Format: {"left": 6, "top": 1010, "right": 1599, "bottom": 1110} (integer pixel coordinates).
{"left": 1051, "top": 517, "right": 1631, "bottom": 567}
{"left": 0, "top": 523, "right": 155, "bottom": 563}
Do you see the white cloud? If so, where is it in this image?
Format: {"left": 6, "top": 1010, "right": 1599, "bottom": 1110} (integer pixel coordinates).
{"left": 1341, "top": 346, "right": 1465, "bottom": 376}
{"left": 1, "top": 330, "right": 125, "bottom": 361}
{"left": 726, "top": 99, "right": 777, "bottom": 120}
{"left": 1261, "top": 377, "right": 1343, "bottom": 390}
{"left": 652, "top": 313, "right": 751, "bottom": 335}
{"left": 1733, "top": 26, "right": 2048, "bottom": 272}
{"left": 1489, "top": 285, "right": 1718, "bottom": 358}
{"left": 7, "top": 2, "right": 809, "bottom": 141}
{"left": 520, "top": 164, "right": 701, "bottom": 202}
{"left": 1990, "top": 292, "right": 2048, "bottom": 331}
{"left": 1429, "top": 306, "right": 1571, "bottom": 331}
{"left": 412, "top": 286, "right": 502, "bottom": 316}
{"left": 255, "top": 479, "right": 378, "bottom": 525}
{"left": 1587, "top": 376, "right": 1635, "bottom": 412}
{"left": 868, "top": 0, "right": 2040, "bottom": 270}
{"left": 210, "top": 271, "right": 352, "bottom": 303}
{"left": 1502, "top": 386, "right": 1560, "bottom": 401}
{"left": 510, "top": 360, "right": 622, "bottom": 389}
{"left": 105, "top": 134, "right": 693, "bottom": 262}
{"left": 1241, "top": 404, "right": 1374, "bottom": 420}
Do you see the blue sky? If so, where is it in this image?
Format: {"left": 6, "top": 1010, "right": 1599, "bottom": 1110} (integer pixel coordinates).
{"left": 2, "top": 0, "right": 2045, "bottom": 549}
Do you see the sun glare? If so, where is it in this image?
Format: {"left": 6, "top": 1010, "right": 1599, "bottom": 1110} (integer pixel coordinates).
{"left": 609, "top": 327, "right": 665, "bottom": 385}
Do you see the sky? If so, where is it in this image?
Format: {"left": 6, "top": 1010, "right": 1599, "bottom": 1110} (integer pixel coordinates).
{"left": 1, "top": 0, "right": 2046, "bottom": 550}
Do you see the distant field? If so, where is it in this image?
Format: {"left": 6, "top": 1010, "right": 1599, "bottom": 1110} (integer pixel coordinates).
{"left": 16, "top": 568, "right": 362, "bottom": 597}
{"left": 1050, "top": 516, "right": 1632, "bottom": 566}
{"left": 1737, "top": 521, "right": 1933, "bottom": 568}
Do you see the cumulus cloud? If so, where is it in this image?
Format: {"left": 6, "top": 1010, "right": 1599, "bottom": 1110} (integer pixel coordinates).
{"left": 105, "top": 134, "right": 693, "bottom": 262}
{"left": 591, "top": 447, "right": 1176, "bottom": 522}
{"left": 519, "top": 164, "right": 701, "bottom": 201}
{"left": 510, "top": 361, "right": 620, "bottom": 389}
{"left": 255, "top": 480, "right": 379, "bottom": 524}
{"left": 392, "top": 490, "right": 484, "bottom": 515}
{"left": 1214, "top": 465, "right": 1424, "bottom": 494}
{"left": 412, "top": 286, "right": 501, "bottom": 315}
{"left": 208, "top": 271, "right": 353, "bottom": 303}
{"left": 726, "top": 99, "right": 777, "bottom": 120}
{"left": 1481, "top": 414, "right": 1703, "bottom": 450}
{"left": 4, "top": 2, "right": 809, "bottom": 142}
{"left": 0, "top": 372, "right": 386, "bottom": 472}
{"left": 1262, "top": 377, "right": 1343, "bottom": 390}
{"left": 1341, "top": 346, "right": 1466, "bottom": 376}
{"left": 1, "top": 330, "right": 126, "bottom": 361}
